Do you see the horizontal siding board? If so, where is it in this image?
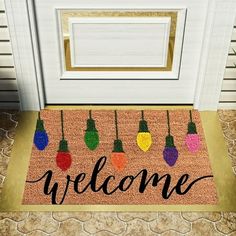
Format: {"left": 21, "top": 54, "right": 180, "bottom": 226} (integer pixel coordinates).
{"left": 0, "top": 55, "right": 14, "bottom": 66}
{"left": 0, "top": 68, "right": 16, "bottom": 78}
{"left": 220, "top": 91, "right": 236, "bottom": 102}
{"left": 0, "top": 42, "right": 12, "bottom": 53}
{"left": 0, "top": 91, "right": 19, "bottom": 101}
{"left": 221, "top": 80, "right": 236, "bottom": 90}
{"left": 0, "top": 0, "right": 18, "bottom": 110}
{"left": 0, "top": 12, "right": 7, "bottom": 26}
{"left": 224, "top": 68, "right": 236, "bottom": 78}
{"left": 0, "top": 28, "right": 9, "bottom": 40}
{"left": 0, "top": 0, "right": 5, "bottom": 11}
{"left": 0, "top": 80, "right": 17, "bottom": 90}
{"left": 229, "top": 42, "right": 236, "bottom": 54}
{"left": 0, "top": 102, "right": 19, "bottom": 110}
{"left": 218, "top": 102, "right": 236, "bottom": 109}
{"left": 226, "top": 55, "right": 236, "bottom": 67}
{"left": 232, "top": 28, "right": 236, "bottom": 41}
{"left": 220, "top": 21, "right": 236, "bottom": 107}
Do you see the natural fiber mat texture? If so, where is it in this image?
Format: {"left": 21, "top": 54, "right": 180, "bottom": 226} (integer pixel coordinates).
{"left": 23, "top": 110, "right": 217, "bottom": 205}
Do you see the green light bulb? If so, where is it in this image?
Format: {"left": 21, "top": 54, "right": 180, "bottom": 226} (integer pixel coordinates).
{"left": 84, "top": 118, "right": 99, "bottom": 150}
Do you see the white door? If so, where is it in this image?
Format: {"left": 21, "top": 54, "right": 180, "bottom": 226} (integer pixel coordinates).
{"left": 34, "top": 0, "right": 209, "bottom": 104}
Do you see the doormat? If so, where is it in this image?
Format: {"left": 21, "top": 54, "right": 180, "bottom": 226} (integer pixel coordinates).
{"left": 1, "top": 107, "right": 236, "bottom": 211}
{"left": 23, "top": 109, "right": 217, "bottom": 205}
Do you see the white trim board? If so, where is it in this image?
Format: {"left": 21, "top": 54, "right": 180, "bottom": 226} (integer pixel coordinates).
{"left": 4, "top": 0, "right": 236, "bottom": 111}
{"left": 58, "top": 8, "right": 185, "bottom": 80}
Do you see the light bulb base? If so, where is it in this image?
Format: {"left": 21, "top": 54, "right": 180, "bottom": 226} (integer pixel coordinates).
{"left": 165, "top": 135, "right": 175, "bottom": 147}
{"left": 36, "top": 119, "right": 45, "bottom": 131}
{"left": 86, "top": 118, "right": 97, "bottom": 132}
{"left": 187, "top": 122, "right": 197, "bottom": 134}
{"left": 58, "top": 139, "right": 69, "bottom": 152}
{"left": 139, "top": 120, "right": 149, "bottom": 132}
{"left": 113, "top": 139, "right": 124, "bottom": 153}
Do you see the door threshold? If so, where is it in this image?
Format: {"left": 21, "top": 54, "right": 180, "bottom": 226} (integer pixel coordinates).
{"left": 45, "top": 104, "right": 193, "bottom": 110}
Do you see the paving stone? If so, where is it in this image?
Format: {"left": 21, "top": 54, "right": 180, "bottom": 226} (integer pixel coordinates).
{"left": 0, "top": 212, "right": 28, "bottom": 222}
{"left": 0, "top": 153, "right": 9, "bottom": 176}
{"left": 150, "top": 212, "right": 191, "bottom": 234}
{"left": 161, "top": 231, "right": 183, "bottom": 236}
{"left": 83, "top": 213, "right": 126, "bottom": 234}
{"left": 186, "top": 219, "right": 221, "bottom": 236}
{"left": 27, "top": 231, "right": 48, "bottom": 236}
{"left": 52, "top": 219, "right": 88, "bottom": 236}
{"left": 17, "top": 212, "right": 59, "bottom": 234}
{"left": 216, "top": 213, "right": 236, "bottom": 234}
{"left": 11, "top": 112, "right": 20, "bottom": 123}
{"left": 117, "top": 212, "right": 157, "bottom": 222}
{"left": 229, "top": 144, "right": 236, "bottom": 159}
{"left": 224, "top": 121, "right": 236, "bottom": 140}
{"left": 0, "top": 174, "right": 4, "bottom": 193}
{"left": 218, "top": 110, "right": 236, "bottom": 122}
{"left": 182, "top": 212, "right": 222, "bottom": 222}
{"left": 220, "top": 121, "right": 229, "bottom": 132}
{"left": 0, "top": 130, "right": 12, "bottom": 149}
{"left": 52, "top": 212, "right": 92, "bottom": 222}
{"left": 0, "top": 218, "right": 23, "bottom": 236}
{"left": 0, "top": 113, "right": 16, "bottom": 131}
{"left": 7, "top": 129, "right": 17, "bottom": 140}
{"left": 94, "top": 231, "right": 115, "bottom": 236}
{"left": 2, "top": 144, "right": 13, "bottom": 157}
{"left": 123, "top": 219, "right": 156, "bottom": 236}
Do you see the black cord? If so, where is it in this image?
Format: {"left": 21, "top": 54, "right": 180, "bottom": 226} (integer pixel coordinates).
{"left": 141, "top": 110, "right": 144, "bottom": 120}
{"left": 167, "top": 110, "right": 170, "bottom": 135}
{"left": 61, "top": 110, "right": 64, "bottom": 140}
{"left": 189, "top": 110, "right": 192, "bottom": 122}
{"left": 115, "top": 110, "right": 119, "bottom": 140}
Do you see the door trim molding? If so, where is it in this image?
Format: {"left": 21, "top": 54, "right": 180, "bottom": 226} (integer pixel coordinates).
{"left": 5, "top": 0, "right": 236, "bottom": 110}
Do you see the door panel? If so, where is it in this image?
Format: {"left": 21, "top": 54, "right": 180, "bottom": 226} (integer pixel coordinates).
{"left": 34, "top": 0, "right": 208, "bottom": 104}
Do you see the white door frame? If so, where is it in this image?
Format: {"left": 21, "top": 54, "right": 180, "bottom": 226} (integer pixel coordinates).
{"left": 5, "top": 0, "right": 236, "bottom": 111}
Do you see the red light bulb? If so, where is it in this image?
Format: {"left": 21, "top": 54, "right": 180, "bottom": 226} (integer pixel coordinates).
{"left": 56, "top": 139, "right": 72, "bottom": 171}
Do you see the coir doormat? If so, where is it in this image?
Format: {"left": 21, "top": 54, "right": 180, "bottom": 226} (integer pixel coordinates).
{"left": 1, "top": 107, "right": 236, "bottom": 211}
{"left": 23, "top": 109, "right": 217, "bottom": 205}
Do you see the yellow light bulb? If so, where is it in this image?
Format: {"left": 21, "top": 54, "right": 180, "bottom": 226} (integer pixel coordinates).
{"left": 136, "top": 132, "right": 152, "bottom": 152}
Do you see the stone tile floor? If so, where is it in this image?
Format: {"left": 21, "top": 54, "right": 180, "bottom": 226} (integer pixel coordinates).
{"left": 0, "top": 110, "right": 235, "bottom": 236}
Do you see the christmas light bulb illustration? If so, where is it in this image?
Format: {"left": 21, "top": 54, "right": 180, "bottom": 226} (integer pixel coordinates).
{"left": 111, "top": 110, "right": 127, "bottom": 171}
{"left": 185, "top": 110, "right": 201, "bottom": 152}
{"left": 34, "top": 112, "right": 49, "bottom": 150}
{"left": 136, "top": 110, "right": 152, "bottom": 152}
{"left": 163, "top": 111, "right": 178, "bottom": 166}
{"left": 84, "top": 110, "right": 99, "bottom": 150}
{"left": 56, "top": 110, "right": 72, "bottom": 171}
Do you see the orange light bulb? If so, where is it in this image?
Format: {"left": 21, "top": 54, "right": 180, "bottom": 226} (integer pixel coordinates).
{"left": 111, "top": 152, "right": 127, "bottom": 172}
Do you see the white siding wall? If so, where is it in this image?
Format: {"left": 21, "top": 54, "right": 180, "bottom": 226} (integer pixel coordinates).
{"left": 1, "top": 0, "right": 235, "bottom": 110}
{"left": 0, "top": 0, "right": 19, "bottom": 109}
{"left": 219, "top": 17, "right": 236, "bottom": 109}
